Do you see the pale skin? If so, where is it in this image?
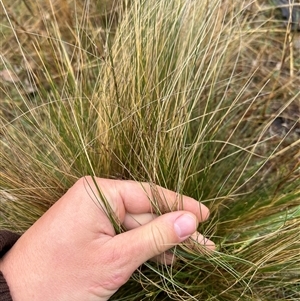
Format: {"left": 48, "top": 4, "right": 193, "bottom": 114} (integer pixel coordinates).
{"left": 0, "top": 176, "right": 215, "bottom": 301}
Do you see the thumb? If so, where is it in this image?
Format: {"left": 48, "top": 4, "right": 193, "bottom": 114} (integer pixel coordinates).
{"left": 110, "top": 211, "right": 197, "bottom": 276}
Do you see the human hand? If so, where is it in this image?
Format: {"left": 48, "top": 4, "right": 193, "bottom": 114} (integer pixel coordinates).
{"left": 0, "top": 177, "right": 214, "bottom": 301}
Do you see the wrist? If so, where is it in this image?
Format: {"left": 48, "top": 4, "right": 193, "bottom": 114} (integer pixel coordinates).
{"left": 0, "top": 236, "right": 37, "bottom": 301}
{"left": 0, "top": 248, "right": 22, "bottom": 301}
{"left": 0, "top": 231, "right": 22, "bottom": 301}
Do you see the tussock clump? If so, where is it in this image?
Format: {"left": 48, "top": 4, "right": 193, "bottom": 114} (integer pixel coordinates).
{"left": 1, "top": 0, "right": 299, "bottom": 300}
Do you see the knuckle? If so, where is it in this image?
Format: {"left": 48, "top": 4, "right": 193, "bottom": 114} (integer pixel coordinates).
{"left": 72, "top": 176, "right": 101, "bottom": 195}
{"left": 75, "top": 175, "right": 93, "bottom": 187}
{"left": 101, "top": 269, "right": 130, "bottom": 291}
{"left": 67, "top": 176, "right": 101, "bottom": 202}
{"left": 106, "top": 270, "right": 130, "bottom": 290}
{"left": 100, "top": 247, "right": 131, "bottom": 291}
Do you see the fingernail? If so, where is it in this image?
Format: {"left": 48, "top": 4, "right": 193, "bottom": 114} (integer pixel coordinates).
{"left": 174, "top": 214, "right": 197, "bottom": 239}
{"left": 205, "top": 238, "right": 215, "bottom": 249}
{"left": 201, "top": 237, "right": 215, "bottom": 250}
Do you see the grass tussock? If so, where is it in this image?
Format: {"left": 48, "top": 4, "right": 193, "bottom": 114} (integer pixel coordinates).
{"left": 1, "top": 0, "right": 300, "bottom": 300}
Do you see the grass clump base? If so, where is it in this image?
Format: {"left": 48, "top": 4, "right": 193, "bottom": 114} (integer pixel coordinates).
{"left": 1, "top": 0, "right": 299, "bottom": 300}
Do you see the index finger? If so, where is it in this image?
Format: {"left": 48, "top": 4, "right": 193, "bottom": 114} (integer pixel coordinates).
{"left": 113, "top": 180, "right": 210, "bottom": 223}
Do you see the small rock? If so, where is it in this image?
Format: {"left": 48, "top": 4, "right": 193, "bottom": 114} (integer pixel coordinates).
{"left": 272, "top": 0, "right": 300, "bottom": 31}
